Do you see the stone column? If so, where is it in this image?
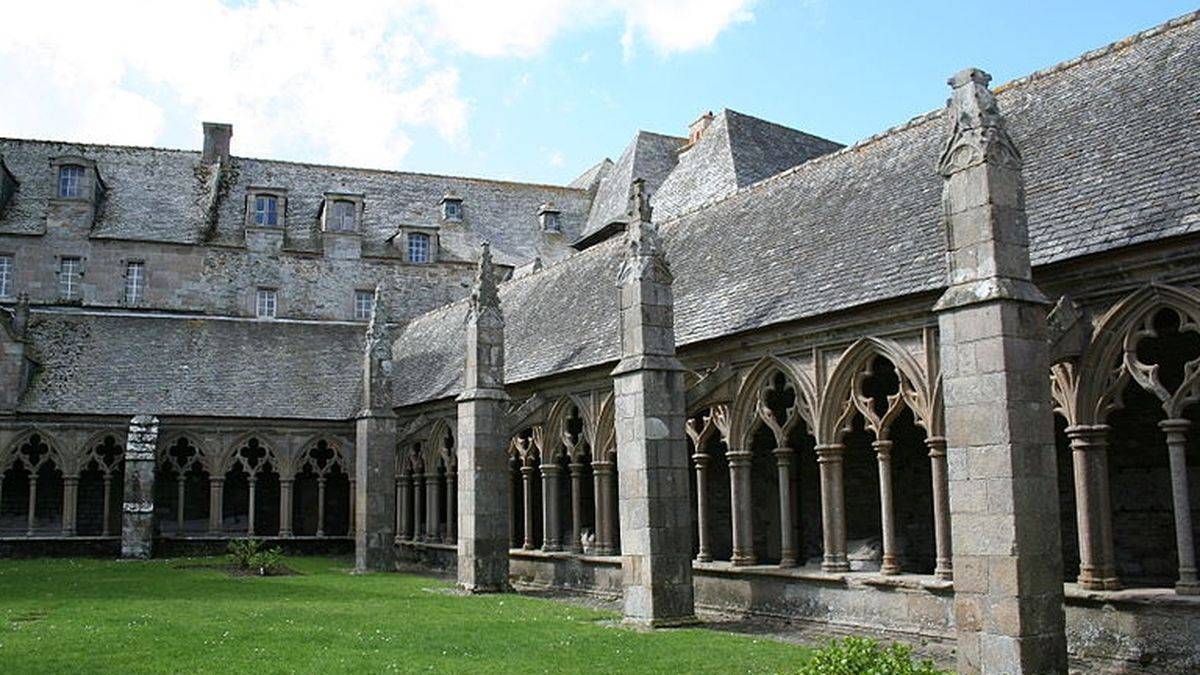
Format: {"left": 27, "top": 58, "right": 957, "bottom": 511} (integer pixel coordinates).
{"left": 355, "top": 284, "right": 397, "bottom": 572}
{"left": 247, "top": 476, "right": 258, "bottom": 535}
{"left": 774, "top": 447, "right": 798, "bottom": 567}
{"left": 1160, "top": 419, "right": 1199, "bottom": 595}
{"left": 61, "top": 475, "right": 79, "bottom": 536}
{"left": 692, "top": 452, "right": 712, "bottom": 562}
{"left": 926, "top": 436, "right": 953, "bottom": 580}
{"left": 509, "top": 469, "right": 520, "bottom": 548}
{"left": 426, "top": 474, "right": 440, "bottom": 541}
{"left": 1066, "top": 425, "right": 1119, "bottom": 590}
{"left": 457, "top": 243, "right": 511, "bottom": 592}
{"left": 395, "top": 475, "right": 407, "bottom": 542}
{"left": 121, "top": 415, "right": 159, "bottom": 559}
{"left": 278, "top": 478, "right": 294, "bottom": 538}
{"left": 593, "top": 460, "right": 617, "bottom": 555}
{"left": 102, "top": 474, "right": 114, "bottom": 537}
{"left": 569, "top": 462, "right": 585, "bottom": 553}
{"left": 521, "top": 466, "right": 536, "bottom": 549}
{"left": 25, "top": 475, "right": 36, "bottom": 536}
{"left": 208, "top": 477, "right": 224, "bottom": 534}
{"left": 611, "top": 183, "right": 695, "bottom": 625}
{"left": 874, "top": 440, "right": 900, "bottom": 575}
{"left": 541, "top": 464, "right": 562, "bottom": 551}
{"left": 412, "top": 472, "right": 425, "bottom": 541}
{"left": 445, "top": 468, "right": 457, "bottom": 544}
{"left": 815, "top": 444, "right": 849, "bottom": 572}
{"left": 934, "top": 69, "right": 1066, "bottom": 673}
{"left": 727, "top": 449, "right": 755, "bottom": 566}
{"left": 316, "top": 477, "right": 327, "bottom": 537}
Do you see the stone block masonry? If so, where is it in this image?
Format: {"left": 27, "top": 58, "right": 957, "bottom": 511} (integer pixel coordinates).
{"left": 121, "top": 415, "right": 158, "bottom": 559}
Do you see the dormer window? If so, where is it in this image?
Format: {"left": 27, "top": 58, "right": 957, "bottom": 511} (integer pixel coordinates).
{"left": 538, "top": 202, "right": 562, "bottom": 233}
{"left": 58, "top": 165, "right": 84, "bottom": 198}
{"left": 245, "top": 188, "right": 287, "bottom": 230}
{"left": 0, "top": 156, "right": 19, "bottom": 217}
{"left": 254, "top": 195, "right": 278, "bottom": 226}
{"left": 440, "top": 193, "right": 463, "bottom": 222}
{"left": 321, "top": 193, "right": 364, "bottom": 234}
{"left": 407, "top": 232, "right": 430, "bottom": 263}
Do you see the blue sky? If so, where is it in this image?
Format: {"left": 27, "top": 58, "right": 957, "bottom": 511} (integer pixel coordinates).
{"left": 1, "top": 1, "right": 1194, "bottom": 185}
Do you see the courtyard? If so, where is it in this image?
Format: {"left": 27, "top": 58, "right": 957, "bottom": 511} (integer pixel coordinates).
{"left": 0, "top": 556, "right": 813, "bottom": 673}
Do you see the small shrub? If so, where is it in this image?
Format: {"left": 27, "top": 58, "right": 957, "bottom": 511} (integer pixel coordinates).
{"left": 226, "top": 539, "right": 285, "bottom": 576}
{"left": 797, "top": 637, "right": 945, "bottom": 675}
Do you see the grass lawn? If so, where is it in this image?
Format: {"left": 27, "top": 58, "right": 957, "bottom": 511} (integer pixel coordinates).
{"left": 0, "top": 556, "right": 812, "bottom": 673}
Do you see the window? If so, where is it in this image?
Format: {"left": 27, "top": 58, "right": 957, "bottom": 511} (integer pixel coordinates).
{"left": 256, "top": 288, "right": 277, "bottom": 319}
{"left": 58, "top": 165, "right": 84, "bottom": 198}
{"left": 59, "top": 257, "right": 81, "bottom": 300}
{"left": 0, "top": 255, "right": 11, "bottom": 298}
{"left": 330, "top": 200, "right": 357, "bottom": 231}
{"left": 407, "top": 232, "right": 430, "bottom": 263}
{"left": 355, "top": 290, "right": 375, "bottom": 320}
{"left": 253, "top": 195, "right": 279, "bottom": 226}
{"left": 444, "top": 200, "right": 461, "bottom": 221}
{"left": 124, "top": 261, "right": 145, "bottom": 305}
{"left": 542, "top": 212, "right": 560, "bottom": 232}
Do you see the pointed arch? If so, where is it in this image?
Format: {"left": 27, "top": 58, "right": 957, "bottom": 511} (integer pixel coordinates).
{"left": 729, "top": 355, "right": 817, "bottom": 450}
{"left": 425, "top": 418, "right": 456, "bottom": 468}
{"left": 817, "top": 337, "right": 934, "bottom": 444}
{"left": 4, "top": 427, "right": 65, "bottom": 472}
{"left": 1075, "top": 283, "right": 1200, "bottom": 424}
{"left": 224, "top": 432, "right": 278, "bottom": 476}
{"left": 77, "top": 428, "right": 127, "bottom": 476}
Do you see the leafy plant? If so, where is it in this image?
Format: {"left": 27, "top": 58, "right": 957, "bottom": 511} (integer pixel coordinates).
{"left": 226, "top": 539, "right": 284, "bottom": 576}
{"left": 797, "top": 637, "right": 945, "bottom": 675}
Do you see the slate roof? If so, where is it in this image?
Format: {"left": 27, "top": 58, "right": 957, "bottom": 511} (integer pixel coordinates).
{"left": 654, "top": 110, "right": 843, "bottom": 221}
{"left": 0, "top": 142, "right": 591, "bottom": 268}
{"left": 391, "top": 11, "right": 1200, "bottom": 408}
{"left": 568, "top": 158, "right": 613, "bottom": 191}
{"left": 575, "top": 131, "right": 685, "bottom": 247}
{"left": 18, "top": 311, "right": 363, "bottom": 420}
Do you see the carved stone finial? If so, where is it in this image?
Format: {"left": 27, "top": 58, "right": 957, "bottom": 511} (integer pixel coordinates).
{"left": 628, "top": 178, "right": 653, "bottom": 224}
{"left": 617, "top": 209, "right": 671, "bottom": 287}
{"left": 362, "top": 283, "right": 393, "bottom": 411}
{"left": 365, "top": 283, "right": 390, "bottom": 354}
{"left": 468, "top": 241, "right": 501, "bottom": 320}
{"left": 937, "top": 67, "right": 1022, "bottom": 176}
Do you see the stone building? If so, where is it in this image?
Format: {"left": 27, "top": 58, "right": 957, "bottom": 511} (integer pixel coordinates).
{"left": 2, "top": 10, "right": 1200, "bottom": 673}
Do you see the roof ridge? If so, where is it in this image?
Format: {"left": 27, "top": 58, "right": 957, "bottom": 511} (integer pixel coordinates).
{"left": 0, "top": 136, "right": 589, "bottom": 193}
{"left": 657, "top": 8, "right": 1200, "bottom": 229}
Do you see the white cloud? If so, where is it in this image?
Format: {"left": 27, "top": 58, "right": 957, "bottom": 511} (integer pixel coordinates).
{"left": 0, "top": 0, "right": 753, "bottom": 169}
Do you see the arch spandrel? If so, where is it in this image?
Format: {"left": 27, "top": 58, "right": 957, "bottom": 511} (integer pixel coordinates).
{"left": 729, "top": 355, "right": 817, "bottom": 450}
{"left": 816, "top": 337, "right": 936, "bottom": 445}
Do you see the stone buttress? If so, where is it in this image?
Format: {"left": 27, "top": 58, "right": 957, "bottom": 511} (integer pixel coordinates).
{"left": 355, "top": 284, "right": 397, "bottom": 571}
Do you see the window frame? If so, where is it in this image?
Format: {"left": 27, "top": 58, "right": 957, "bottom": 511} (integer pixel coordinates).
{"left": 58, "top": 256, "right": 82, "bottom": 301}
{"left": 0, "top": 254, "right": 12, "bottom": 298}
{"left": 321, "top": 193, "right": 364, "bottom": 234}
{"left": 254, "top": 194, "right": 279, "bottom": 227}
{"left": 124, "top": 260, "right": 146, "bottom": 306}
{"left": 407, "top": 232, "right": 431, "bottom": 264}
{"left": 256, "top": 287, "right": 278, "bottom": 319}
{"left": 354, "top": 289, "right": 375, "bottom": 321}
{"left": 58, "top": 164, "right": 85, "bottom": 199}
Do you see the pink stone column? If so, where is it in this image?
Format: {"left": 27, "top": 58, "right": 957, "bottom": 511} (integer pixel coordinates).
{"left": 773, "top": 447, "right": 798, "bottom": 567}
{"left": 1160, "top": 419, "right": 1199, "bottom": 595}
{"left": 1065, "top": 425, "right": 1119, "bottom": 590}
{"left": 727, "top": 449, "right": 756, "bottom": 566}
{"left": 279, "top": 478, "right": 294, "bottom": 538}
{"left": 61, "top": 475, "right": 79, "bottom": 536}
{"left": 692, "top": 452, "right": 712, "bottom": 562}
{"left": 569, "top": 462, "right": 586, "bottom": 553}
{"left": 816, "top": 444, "right": 848, "bottom": 572}
{"left": 874, "top": 440, "right": 900, "bottom": 575}
{"left": 926, "top": 436, "right": 953, "bottom": 580}
{"left": 541, "top": 464, "right": 562, "bottom": 551}
{"left": 208, "top": 477, "right": 224, "bottom": 534}
{"left": 521, "top": 466, "right": 537, "bottom": 550}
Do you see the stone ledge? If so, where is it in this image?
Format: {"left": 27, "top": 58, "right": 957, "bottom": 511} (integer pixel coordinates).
{"left": 692, "top": 561, "right": 954, "bottom": 594}
{"left": 1064, "top": 583, "right": 1200, "bottom": 608}
{"left": 508, "top": 548, "right": 622, "bottom": 566}
{"left": 396, "top": 539, "right": 455, "bottom": 551}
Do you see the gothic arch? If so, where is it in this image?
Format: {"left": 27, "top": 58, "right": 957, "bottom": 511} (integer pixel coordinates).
{"left": 4, "top": 427, "right": 65, "bottom": 472}
{"left": 77, "top": 429, "right": 126, "bottom": 475}
{"left": 224, "top": 433, "right": 278, "bottom": 477}
{"left": 1069, "top": 283, "right": 1200, "bottom": 424}
{"left": 729, "top": 355, "right": 817, "bottom": 450}
{"left": 817, "top": 338, "right": 936, "bottom": 444}
{"left": 426, "top": 419, "right": 456, "bottom": 469}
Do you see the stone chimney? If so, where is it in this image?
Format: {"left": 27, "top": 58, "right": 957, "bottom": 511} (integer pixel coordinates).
{"left": 688, "top": 111, "right": 714, "bottom": 144}
{"left": 201, "top": 122, "right": 233, "bottom": 165}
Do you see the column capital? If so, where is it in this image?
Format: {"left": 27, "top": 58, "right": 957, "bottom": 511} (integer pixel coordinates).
{"left": 726, "top": 449, "right": 753, "bottom": 466}
{"left": 540, "top": 464, "right": 562, "bottom": 477}
{"left": 691, "top": 452, "right": 710, "bottom": 467}
{"left": 1159, "top": 418, "right": 1192, "bottom": 435}
{"left": 815, "top": 443, "right": 845, "bottom": 461}
{"left": 871, "top": 439, "right": 893, "bottom": 457}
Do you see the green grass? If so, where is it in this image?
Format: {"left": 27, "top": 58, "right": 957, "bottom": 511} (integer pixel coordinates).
{"left": 0, "top": 556, "right": 811, "bottom": 673}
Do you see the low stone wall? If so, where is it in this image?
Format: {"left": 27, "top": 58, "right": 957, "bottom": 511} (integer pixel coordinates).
{"left": 1065, "top": 586, "right": 1200, "bottom": 674}
{"left": 509, "top": 550, "right": 623, "bottom": 597}
{"left": 396, "top": 540, "right": 456, "bottom": 573}
{"left": 0, "top": 536, "right": 352, "bottom": 558}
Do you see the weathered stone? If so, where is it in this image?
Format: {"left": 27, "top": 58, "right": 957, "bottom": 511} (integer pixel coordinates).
{"left": 121, "top": 415, "right": 158, "bottom": 559}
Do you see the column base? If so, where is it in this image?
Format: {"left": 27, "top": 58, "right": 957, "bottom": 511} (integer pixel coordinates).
{"left": 1077, "top": 574, "right": 1122, "bottom": 591}
{"left": 1176, "top": 579, "right": 1200, "bottom": 596}
{"left": 934, "top": 564, "right": 953, "bottom": 581}
{"left": 822, "top": 557, "right": 850, "bottom": 573}
{"left": 695, "top": 553, "right": 712, "bottom": 563}
{"left": 881, "top": 561, "right": 901, "bottom": 576}
{"left": 623, "top": 615, "right": 700, "bottom": 629}
{"left": 779, "top": 556, "right": 798, "bottom": 568}
{"left": 731, "top": 553, "right": 757, "bottom": 567}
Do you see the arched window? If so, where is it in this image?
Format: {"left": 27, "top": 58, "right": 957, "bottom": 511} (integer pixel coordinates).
{"left": 407, "top": 232, "right": 430, "bottom": 263}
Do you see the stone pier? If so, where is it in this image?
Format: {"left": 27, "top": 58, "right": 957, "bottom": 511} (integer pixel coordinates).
{"left": 611, "top": 180, "right": 695, "bottom": 626}
{"left": 934, "top": 69, "right": 1067, "bottom": 673}
{"left": 355, "top": 285, "right": 397, "bottom": 572}
{"left": 121, "top": 415, "right": 158, "bottom": 559}
{"left": 457, "top": 243, "right": 511, "bottom": 593}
